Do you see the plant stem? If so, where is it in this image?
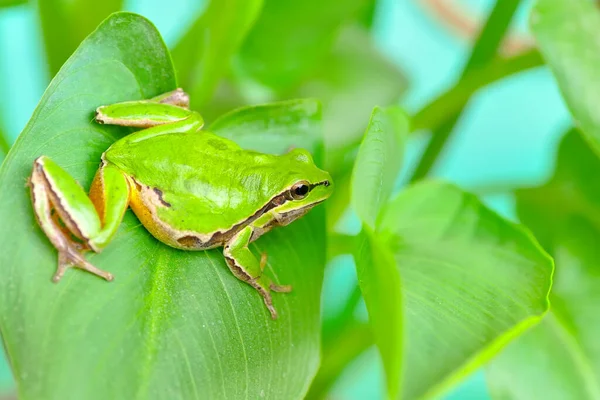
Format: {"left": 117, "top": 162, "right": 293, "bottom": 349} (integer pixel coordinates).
{"left": 408, "top": 0, "right": 525, "bottom": 183}
{"left": 411, "top": 50, "right": 543, "bottom": 132}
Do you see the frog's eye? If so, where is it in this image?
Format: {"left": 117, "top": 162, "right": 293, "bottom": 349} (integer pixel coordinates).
{"left": 290, "top": 181, "right": 310, "bottom": 200}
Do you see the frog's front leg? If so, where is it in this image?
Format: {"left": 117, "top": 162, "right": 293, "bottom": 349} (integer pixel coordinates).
{"left": 29, "top": 156, "right": 130, "bottom": 282}
{"left": 224, "top": 225, "right": 292, "bottom": 320}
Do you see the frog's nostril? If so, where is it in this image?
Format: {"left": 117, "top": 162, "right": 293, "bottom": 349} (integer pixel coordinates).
{"left": 323, "top": 180, "right": 330, "bottom": 187}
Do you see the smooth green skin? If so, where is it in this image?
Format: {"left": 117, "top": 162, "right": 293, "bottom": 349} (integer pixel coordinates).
{"left": 30, "top": 89, "right": 333, "bottom": 319}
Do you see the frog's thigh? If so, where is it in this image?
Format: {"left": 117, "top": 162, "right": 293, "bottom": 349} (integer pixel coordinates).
{"left": 29, "top": 156, "right": 120, "bottom": 281}
{"left": 95, "top": 101, "right": 194, "bottom": 128}
{"left": 31, "top": 156, "right": 102, "bottom": 246}
{"left": 223, "top": 224, "right": 291, "bottom": 320}
{"left": 88, "top": 162, "right": 131, "bottom": 249}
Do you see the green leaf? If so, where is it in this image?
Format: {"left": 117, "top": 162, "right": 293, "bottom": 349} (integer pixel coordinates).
{"left": 238, "top": 0, "right": 369, "bottom": 90}
{"left": 38, "top": 0, "right": 123, "bottom": 77}
{"left": 0, "top": 12, "right": 325, "bottom": 399}
{"left": 210, "top": 99, "right": 323, "bottom": 162}
{"left": 0, "top": 0, "right": 25, "bottom": 8}
{"left": 350, "top": 105, "right": 408, "bottom": 230}
{"left": 354, "top": 227, "right": 402, "bottom": 399}
{"left": 0, "top": 121, "right": 9, "bottom": 159}
{"left": 296, "top": 25, "right": 408, "bottom": 152}
{"left": 531, "top": 0, "right": 600, "bottom": 155}
{"left": 171, "top": 0, "right": 263, "bottom": 108}
{"left": 487, "top": 131, "right": 600, "bottom": 398}
{"left": 375, "top": 181, "right": 552, "bottom": 399}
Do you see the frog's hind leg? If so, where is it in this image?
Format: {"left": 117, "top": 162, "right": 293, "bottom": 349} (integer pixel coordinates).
{"left": 95, "top": 89, "right": 196, "bottom": 128}
{"left": 29, "top": 156, "right": 130, "bottom": 282}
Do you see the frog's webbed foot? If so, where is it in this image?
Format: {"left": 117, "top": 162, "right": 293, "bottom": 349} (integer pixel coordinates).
{"left": 55, "top": 248, "right": 113, "bottom": 283}
{"left": 224, "top": 226, "right": 292, "bottom": 319}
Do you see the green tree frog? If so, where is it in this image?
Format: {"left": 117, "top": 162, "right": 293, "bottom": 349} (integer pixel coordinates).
{"left": 28, "top": 89, "right": 333, "bottom": 319}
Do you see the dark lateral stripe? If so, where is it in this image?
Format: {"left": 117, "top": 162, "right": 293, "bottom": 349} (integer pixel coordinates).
{"left": 152, "top": 187, "right": 171, "bottom": 207}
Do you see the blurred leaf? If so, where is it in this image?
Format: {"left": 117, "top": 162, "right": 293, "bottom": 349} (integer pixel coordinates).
{"left": 210, "top": 98, "right": 323, "bottom": 162}
{"left": 172, "top": 0, "right": 262, "bottom": 109}
{"left": 350, "top": 105, "right": 408, "bottom": 230}
{"left": 487, "top": 131, "right": 600, "bottom": 399}
{"left": 306, "top": 322, "right": 373, "bottom": 399}
{"left": 531, "top": 0, "right": 600, "bottom": 155}
{"left": 0, "top": 12, "right": 325, "bottom": 399}
{"left": 297, "top": 25, "right": 408, "bottom": 152}
{"left": 238, "top": 0, "right": 368, "bottom": 90}
{"left": 376, "top": 181, "right": 552, "bottom": 399}
{"left": 201, "top": 25, "right": 407, "bottom": 156}
{"left": 0, "top": 0, "right": 25, "bottom": 8}
{"left": 0, "top": 123, "right": 9, "bottom": 158}
{"left": 354, "top": 227, "right": 402, "bottom": 398}
{"left": 319, "top": 26, "right": 407, "bottom": 230}
{"left": 357, "top": 0, "right": 377, "bottom": 29}
{"left": 38, "top": 0, "right": 123, "bottom": 77}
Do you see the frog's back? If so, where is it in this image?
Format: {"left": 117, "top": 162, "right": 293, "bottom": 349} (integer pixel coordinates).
{"left": 104, "top": 130, "right": 281, "bottom": 242}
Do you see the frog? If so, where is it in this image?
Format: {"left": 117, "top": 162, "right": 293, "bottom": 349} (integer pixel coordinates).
{"left": 28, "top": 88, "right": 333, "bottom": 319}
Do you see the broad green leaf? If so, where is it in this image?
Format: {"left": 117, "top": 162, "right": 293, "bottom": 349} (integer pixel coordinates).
{"left": 210, "top": 99, "right": 323, "bottom": 163}
{"left": 487, "top": 131, "right": 600, "bottom": 398}
{"left": 531, "top": 0, "right": 600, "bottom": 155}
{"left": 0, "top": 12, "right": 325, "bottom": 400}
{"left": 38, "top": 0, "right": 123, "bottom": 77}
{"left": 350, "top": 105, "right": 408, "bottom": 229}
{"left": 171, "top": 0, "right": 262, "bottom": 109}
{"left": 238, "top": 0, "right": 368, "bottom": 90}
{"left": 376, "top": 181, "right": 552, "bottom": 399}
{"left": 354, "top": 227, "right": 402, "bottom": 399}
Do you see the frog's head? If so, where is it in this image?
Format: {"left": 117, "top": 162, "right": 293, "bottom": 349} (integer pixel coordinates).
{"left": 271, "top": 148, "right": 333, "bottom": 223}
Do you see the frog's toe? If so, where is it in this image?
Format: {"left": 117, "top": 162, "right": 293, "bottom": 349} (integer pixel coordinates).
{"left": 262, "top": 294, "right": 278, "bottom": 320}
{"left": 270, "top": 283, "right": 292, "bottom": 293}
{"left": 54, "top": 247, "right": 113, "bottom": 283}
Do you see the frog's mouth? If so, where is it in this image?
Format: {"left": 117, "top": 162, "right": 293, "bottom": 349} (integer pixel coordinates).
{"left": 276, "top": 199, "right": 326, "bottom": 226}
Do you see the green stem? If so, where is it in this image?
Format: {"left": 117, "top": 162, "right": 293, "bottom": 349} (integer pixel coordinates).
{"left": 408, "top": 0, "right": 525, "bottom": 183}
{"left": 411, "top": 50, "right": 543, "bottom": 133}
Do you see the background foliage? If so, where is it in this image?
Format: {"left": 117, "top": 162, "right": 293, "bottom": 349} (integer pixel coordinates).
{"left": 0, "top": 0, "right": 596, "bottom": 399}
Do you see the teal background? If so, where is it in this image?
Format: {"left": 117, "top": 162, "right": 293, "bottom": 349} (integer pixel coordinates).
{"left": 0, "top": 0, "right": 570, "bottom": 398}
